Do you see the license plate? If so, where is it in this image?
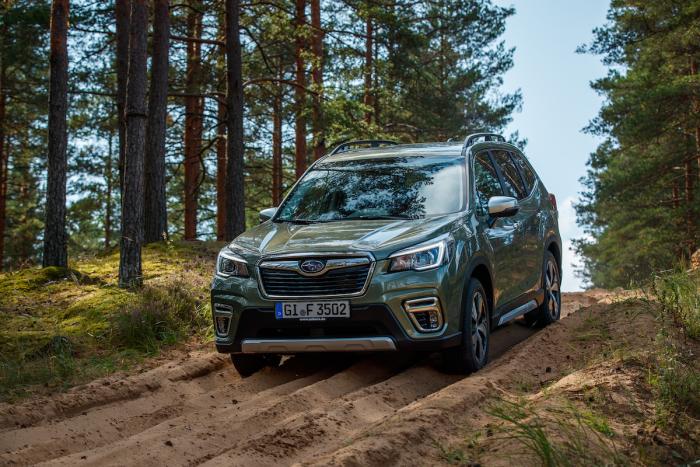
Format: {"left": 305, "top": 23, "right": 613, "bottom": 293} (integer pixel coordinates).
{"left": 275, "top": 301, "right": 350, "bottom": 321}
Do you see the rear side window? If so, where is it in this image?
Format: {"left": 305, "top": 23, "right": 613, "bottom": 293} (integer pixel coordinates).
{"left": 492, "top": 150, "right": 527, "bottom": 200}
{"left": 473, "top": 152, "right": 503, "bottom": 211}
{"left": 510, "top": 152, "right": 536, "bottom": 194}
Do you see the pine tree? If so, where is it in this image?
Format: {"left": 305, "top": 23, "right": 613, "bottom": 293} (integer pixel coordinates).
{"left": 119, "top": 0, "right": 148, "bottom": 288}
{"left": 43, "top": 0, "right": 70, "bottom": 268}
{"left": 576, "top": 0, "right": 700, "bottom": 287}
{"left": 224, "top": 0, "right": 245, "bottom": 240}
{"left": 144, "top": 0, "right": 170, "bottom": 243}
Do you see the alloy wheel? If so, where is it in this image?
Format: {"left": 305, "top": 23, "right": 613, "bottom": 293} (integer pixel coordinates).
{"left": 545, "top": 259, "right": 560, "bottom": 320}
{"left": 471, "top": 290, "right": 488, "bottom": 363}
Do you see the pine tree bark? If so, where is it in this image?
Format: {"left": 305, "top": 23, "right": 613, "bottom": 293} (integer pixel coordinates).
{"left": 0, "top": 67, "right": 6, "bottom": 268}
{"left": 115, "top": 0, "right": 130, "bottom": 193}
{"left": 184, "top": 1, "right": 203, "bottom": 240}
{"left": 119, "top": 0, "right": 148, "bottom": 288}
{"left": 294, "top": 0, "right": 307, "bottom": 179}
{"left": 144, "top": 0, "right": 170, "bottom": 243}
{"left": 105, "top": 131, "right": 114, "bottom": 249}
{"left": 272, "top": 70, "right": 283, "bottom": 206}
{"left": 43, "top": 0, "right": 70, "bottom": 268}
{"left": 0, "top": 27, "right": 6, "bottom": 268}
{"left": 216, "top": 12, "right": 227, "bottom": 241}
{"left": 224, "top": 0, "right": 246, "bottom": 240}
{"left": 363, "top": 12, "right": 373, "bottom": 125}
{"left": 310, "top": 0, "right": 324, "bottom": 160}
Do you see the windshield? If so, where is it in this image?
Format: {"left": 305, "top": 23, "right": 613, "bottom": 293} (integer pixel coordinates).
{"left": 275, "top": 156, "right": 466, "bottom": 223}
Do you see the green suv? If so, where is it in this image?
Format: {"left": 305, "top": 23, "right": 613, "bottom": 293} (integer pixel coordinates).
{"left": 211, "top": 134, "right": 562, "bottom": 376}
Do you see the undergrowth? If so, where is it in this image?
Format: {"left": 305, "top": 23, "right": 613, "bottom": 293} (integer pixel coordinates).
{"left": 651, "top": 268, "right": 700, "bottom": 426}
{"left": 0, "top": 241, "right": 220, "bottom": 402}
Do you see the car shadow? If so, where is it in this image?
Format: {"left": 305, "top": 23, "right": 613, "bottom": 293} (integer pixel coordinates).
{"left": 488, "top": 318, "right": 539, "bottom": 360}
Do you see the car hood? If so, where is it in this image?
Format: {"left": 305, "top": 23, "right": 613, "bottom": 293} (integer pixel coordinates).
{"left": 229, "top": 214, "right": 461, "bottom": 260}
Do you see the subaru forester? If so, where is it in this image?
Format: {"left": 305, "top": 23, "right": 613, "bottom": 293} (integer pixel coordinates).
{"left": 211, "top": 133, "right": 562, "bottom": 376}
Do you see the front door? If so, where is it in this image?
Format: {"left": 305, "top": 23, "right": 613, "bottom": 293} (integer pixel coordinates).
{"left": 473, "top": 151, "right": 522, "bottom": 310}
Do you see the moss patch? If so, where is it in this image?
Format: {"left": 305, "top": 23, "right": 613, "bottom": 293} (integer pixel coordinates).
{"left": 0, "top": 241, "right": 222, "bottom": 402}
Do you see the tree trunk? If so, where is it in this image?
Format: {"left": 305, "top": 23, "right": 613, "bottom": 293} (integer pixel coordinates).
{"left": 294, "top": 0, "right": 307, "bottom": 179}
{"left": 115, "top": 0, "right": 130, "bottom": 193}
{"left": 0, "top": 37, "right": 6, "bottom": 268}
{"left": 119, "top": 0, "right": 148, "bottom": 288}
{"left": 216, "top": 12, "right": 227, "bottom": 241}
{"left": 43, "top": 0, "right": 70, "bottom": 268}
{"left": 310, "top": 0, "right": 324, "bottom": 160}
{"left": 105, "top": 130, "right": 114, "bottom": 249}
{"left": 0, "top": 88, "right": 6, "bottom": 269}
{"left": 691, "top": 58, "right": 700, "bottom": 185}
{"left": 144, "top": 0, "right": 170, "bottom": 243}
{"left": 184, "top": 1, "right": 203, "bottom": 241}
{"left": 689, "top": 58, "right": 699, "bottom": 252}
{"left": 363, "top": 12, "right": 373, "bottom": 125}
{"left": 272, "top": 70, "right": 283, "bottom": 206}
{"left": 224, "top": 0, "right": 246, "bottom": 240}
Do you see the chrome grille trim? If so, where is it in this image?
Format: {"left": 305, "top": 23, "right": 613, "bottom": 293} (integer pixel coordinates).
{"left": 256, "top": 253, "right": 375, "bottom": 299}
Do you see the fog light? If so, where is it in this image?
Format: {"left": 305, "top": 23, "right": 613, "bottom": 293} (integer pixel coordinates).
{"left": 213, "top": 303, "right": 233, "bottom": 337}
{"left": 403, "top": 297, "right": 444, "bottom": 332}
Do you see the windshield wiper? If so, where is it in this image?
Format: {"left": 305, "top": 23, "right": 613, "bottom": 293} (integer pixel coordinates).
{"left": 276, "top": 218, "right": 320, "bottom": 225}
{"left": 347, "top": 215, "right": 413, "bottom": 221}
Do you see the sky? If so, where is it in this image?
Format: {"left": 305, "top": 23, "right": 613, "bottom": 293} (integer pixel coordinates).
{"left": 493, "top": 0, "right": 611, "bottom": 291}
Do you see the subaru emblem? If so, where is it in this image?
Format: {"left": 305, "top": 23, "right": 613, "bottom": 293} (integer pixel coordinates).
{"left": 299, "top": 259, "right": 326, "bottom": 274}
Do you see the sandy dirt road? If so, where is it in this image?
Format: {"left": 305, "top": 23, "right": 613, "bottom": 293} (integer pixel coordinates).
{"left": 0, "top": 292, "right": 616, "bottom": 466}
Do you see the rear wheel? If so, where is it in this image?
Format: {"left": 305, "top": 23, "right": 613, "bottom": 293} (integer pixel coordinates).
{"left": 230, "top": 353, "right": 281, "bottom": 377}
{"left": 443, "top": 278, "right": 490, "bottom": 374}
{"left": 524, "top": 250, "right": 561, "bottom": 326}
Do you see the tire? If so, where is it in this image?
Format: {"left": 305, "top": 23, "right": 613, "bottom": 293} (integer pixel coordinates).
{"left": 230, "top": 353, "right": 281, "bottom": 377}
{"left": 524, "top": 250, "right": 561, "bottom": 327}
{"left": 443, "top": 278, "right": 490, "bottom": 374}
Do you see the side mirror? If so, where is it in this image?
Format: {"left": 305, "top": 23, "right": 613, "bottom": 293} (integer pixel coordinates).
{"left": 488, "top": 196, "right": 519, "bottom": 218}
{"left": 259, "top": 207, "right": 277, "bottom": 223}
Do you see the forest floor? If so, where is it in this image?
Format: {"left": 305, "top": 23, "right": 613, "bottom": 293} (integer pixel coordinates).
{"left": 0, "top": 241, "right": 223, "bottom": 402}
{"left": 0, "top": 245, "right": 698, "bottom": 466}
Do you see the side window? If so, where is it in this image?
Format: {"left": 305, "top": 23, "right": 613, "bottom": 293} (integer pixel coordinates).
{"left": 492, "top": 150, "right": 527, "bottom": 200}
{"left": 510, "top": 152, "right": 536, "bottom": 194}
{"left": 473, "top": 152, "right": 503, "bottom": 213}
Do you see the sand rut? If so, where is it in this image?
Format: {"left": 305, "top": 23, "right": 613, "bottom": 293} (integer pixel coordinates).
{"left": 0, "top": 293, "right": 601, "bottom": 466}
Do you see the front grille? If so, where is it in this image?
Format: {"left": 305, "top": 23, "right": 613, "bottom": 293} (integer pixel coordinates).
{"left": 259, "top": 263, "right": 371, "bottom": 297}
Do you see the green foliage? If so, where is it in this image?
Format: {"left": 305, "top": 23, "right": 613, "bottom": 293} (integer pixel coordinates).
{"left": 487, "top": 399, "right": 623, "bottom": 467}
{"left": 112, "top": 278, "right": 211, "bottom": 353}
{"left": 0, "top": 242, "right": 219, "bottom": 402}
{"left": 650, "top": 269, "right": 700, "bottom": 423}
{"left": 576, "top": 1, "right": 700, "bottom": 287}
{"left": 654, "top": 269, "right": 700, "bottom": 339}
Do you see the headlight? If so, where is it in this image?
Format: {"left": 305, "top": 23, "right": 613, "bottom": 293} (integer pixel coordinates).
{"left": 216, "top": 250, "right": 249, "bottom": 277}
{"left": 389, "top": 239, "right": 448, "bottom": 272}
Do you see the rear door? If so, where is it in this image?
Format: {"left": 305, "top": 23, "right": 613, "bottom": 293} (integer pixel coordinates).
{"left": 472, "top": 151, "right": 521, "bottom": 309}
{"left": 510, "top": 151, "right": 545, "bottom": 293}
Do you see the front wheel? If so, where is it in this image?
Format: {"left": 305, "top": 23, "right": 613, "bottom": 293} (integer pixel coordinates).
{"left": 443, "top": 278, "right": 490, "bottom": 374}
{"left": 230, "top": 353, "right": 281, "bottom": 377}
{"left": 524, "top": 251, "right": 561, "bottom": 327}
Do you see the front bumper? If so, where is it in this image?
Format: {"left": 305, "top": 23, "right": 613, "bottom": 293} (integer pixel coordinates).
{"left": 212, "top": 303, "right": 462, "bottom": 354}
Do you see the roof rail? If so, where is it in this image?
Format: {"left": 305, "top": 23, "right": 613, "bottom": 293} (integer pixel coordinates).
{"left": 328, "top": 139, "right": 398, "bottom": 156}
{"left": 463, "top": 132, "right": 506, "bottom": 147}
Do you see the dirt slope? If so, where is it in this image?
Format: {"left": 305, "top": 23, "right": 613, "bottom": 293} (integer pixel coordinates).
{"left": 0, "top": 291, "right": 686, "bottom": 466}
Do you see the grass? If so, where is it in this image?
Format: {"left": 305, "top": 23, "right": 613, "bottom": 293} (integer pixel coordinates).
{"left": 0, "top": 241, "right": 222, "bottom": 402}
{"left": 651, "top": 268, "right": 700, "bottom": 426}
{"left": 486, "top": 399, "right": 623, "bottom": 467}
